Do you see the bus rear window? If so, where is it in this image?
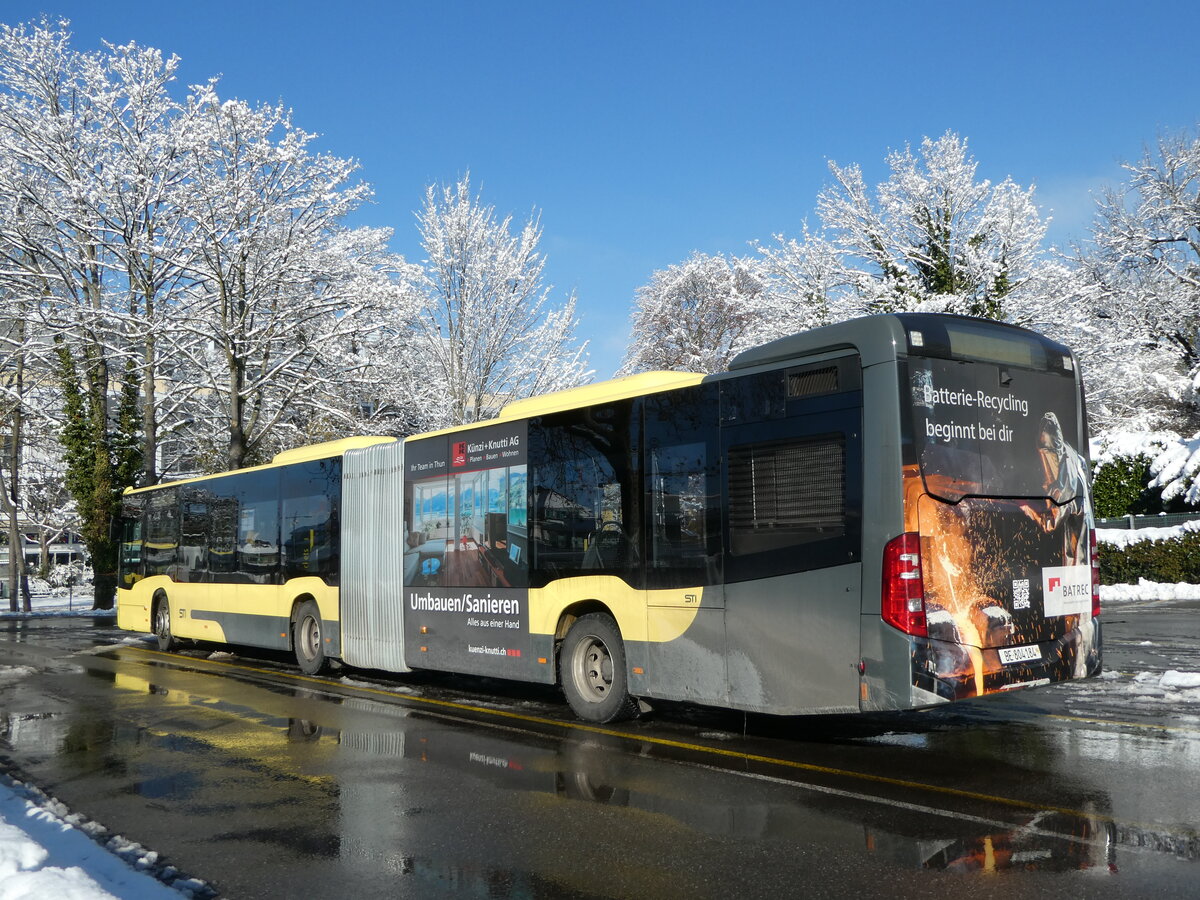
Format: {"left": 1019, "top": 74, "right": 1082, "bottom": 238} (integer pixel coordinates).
{"left": 908, "top": 356, "right": 1086, "bottom": 502}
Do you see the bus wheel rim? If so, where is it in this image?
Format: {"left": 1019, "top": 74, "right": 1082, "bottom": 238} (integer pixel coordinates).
{"left": 301, "top": 616, "right": 320, "bottom": 659}
{"left": 573, "top": 636, "right": 612, "bottom": 701}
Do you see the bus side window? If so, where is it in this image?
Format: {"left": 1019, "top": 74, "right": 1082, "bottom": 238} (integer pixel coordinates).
{"left": 236, "top": 469, "right": 281, "bottom": 586}
{"left": 143, "top": 488, "right": 179, "bottom": 578}
{"left": 282, "top": 459, "right": 341, "bottom": 584}
{"left": 529, "top": 401, "right": 639, "bottom": 586}
{"left": 208, "top": 482, "right": 239, "bottom": 580}
{"left": 119, "top": 495, "right": 146, "bottom": 586}
{"left": 178, "top": 490, "right": 212, "bottom": 583}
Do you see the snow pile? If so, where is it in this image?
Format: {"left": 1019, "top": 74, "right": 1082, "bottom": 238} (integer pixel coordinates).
{"left": 1160, "top": 670, "right": 1200, "bottom": 690}
{"left": 1096, "top": 519, "right": 1200, "bottom": 549}
{"left": 1069, "top": 668, "right": 1200, "bottom": 713}
{"left": 0, "top": 778, "right": 193, "bottom": 899}
{"left": 1100, "top": 580, "right": 1200, "bottom": 604}
{"left": 1127, "top": 670, "right": 1200, "bottom": 705}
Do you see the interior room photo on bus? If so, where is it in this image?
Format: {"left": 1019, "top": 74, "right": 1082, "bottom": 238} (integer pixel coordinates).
{"left": 404, "top": 463, "right": 528, "bottom": 589}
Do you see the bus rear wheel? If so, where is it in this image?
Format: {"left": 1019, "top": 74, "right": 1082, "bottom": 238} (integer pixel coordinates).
{"left": 293, "top": 600, "right": 327, "bottom": 675}
{"left": 153, "top": 596, "right": 175, "bottom": 652}
{"left": 561, "top": 613, "right": 639, "bottom": 723}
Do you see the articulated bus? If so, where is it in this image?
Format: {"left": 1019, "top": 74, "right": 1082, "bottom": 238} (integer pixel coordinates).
{"left": 117, "top": 313, "right": 1102, "bottom": 722}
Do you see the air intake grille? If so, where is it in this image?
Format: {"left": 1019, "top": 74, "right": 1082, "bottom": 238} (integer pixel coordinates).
{"left": 788, "top": 365, "right": 838, "bottom": 398}
{"left": 728, "top": 436, "right": 845, "bottom": 554}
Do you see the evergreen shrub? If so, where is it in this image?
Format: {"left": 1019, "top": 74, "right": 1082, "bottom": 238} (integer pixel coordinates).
{"left": 1093, "top": 454, "right": 1157, "bottom": 518}
{"left": 1099, "top": 532, "right": 1200, "bottom": 585}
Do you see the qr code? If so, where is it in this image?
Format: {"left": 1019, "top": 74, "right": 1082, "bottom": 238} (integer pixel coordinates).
{"left": 1012, "top": 578, "right": 1031, "bottom": 609}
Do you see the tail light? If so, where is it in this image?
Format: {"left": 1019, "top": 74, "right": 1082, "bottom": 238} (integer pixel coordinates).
{"left": 1090, "top": 528, "right": 1101, "bottom": 618}
{"left": 882, "top": 532, "right": 928, "bottom": 637}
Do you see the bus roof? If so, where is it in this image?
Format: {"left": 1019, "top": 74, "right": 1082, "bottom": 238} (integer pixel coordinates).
{"left": 124, "top": 435, "right": 396, "bottom": 495}
{"left": 498, "top": 371, "right": 705, "bottom": 420}
{"left": 409, "top": 371, "right": 707, "bottom": 441}
{"left": 728, "top": 313, "right": 1070, "bottom": 371}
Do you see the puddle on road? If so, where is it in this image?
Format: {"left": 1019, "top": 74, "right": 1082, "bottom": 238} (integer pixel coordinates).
{"left": 4, "top": 658, "right": 1197, "bottom": 895}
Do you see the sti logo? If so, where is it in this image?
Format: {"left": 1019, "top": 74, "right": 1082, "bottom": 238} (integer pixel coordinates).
{"left": 452, "top": 442, "right": 467, "bottom": 467}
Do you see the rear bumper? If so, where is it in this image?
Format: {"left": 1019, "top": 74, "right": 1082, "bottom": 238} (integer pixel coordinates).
{"left": 913, "top": 617, "right": 1102, "bottom": 702}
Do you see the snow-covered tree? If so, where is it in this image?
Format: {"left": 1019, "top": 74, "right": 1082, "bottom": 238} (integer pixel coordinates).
{"left": 15, "top": 410, "right": 79, "bottom": 578}
{"left": 173, "top": 88, "right": 397, "bottom": 468}
{"left": 79, "top": 39, "right": 199, "bottom": 485}
{"left": 0, "top": 18, "right": 143, "bottom": 608}
{"left": 0, "top": 20, "right": 410, "bottom": 598}
{"left": 766, "top": 132, "right": 1051, "bottom": 321}
{"left": 410, "top": 174, "right": 589, "bottom": 426}
{"left": 260, "top": 231, "right": 441, "bottom": 449}
{"left": 755, "top": 224, "right": 843, "bottom": 330}
{"left": 620, "top": 251, "right": 789, "bottom": 374}
{"left": 1070, "top": 127, "right": 1200, "bottom": 430}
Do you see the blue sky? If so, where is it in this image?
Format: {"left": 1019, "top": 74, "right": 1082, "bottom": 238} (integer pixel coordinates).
{"left": 6, "top": 1, "right": 1197, "bottom": 375}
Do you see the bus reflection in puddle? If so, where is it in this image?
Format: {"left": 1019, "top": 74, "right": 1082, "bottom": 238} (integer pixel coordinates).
{"left": 865, "top": 809, "right": 1118, "bottom": 874}
{"left": 103, "top": 668, "right": 1124, "bottom": 881}
{"left": 388, "top": 722, "right": 1122, "bottom": 877}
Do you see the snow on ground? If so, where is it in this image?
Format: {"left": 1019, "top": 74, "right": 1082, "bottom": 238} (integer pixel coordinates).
{"left": 0, "top": 590, "right": 207, "bottom": 897}
{"left": 1066, "top": 668, "right": 1200, "bottom": 721}
{"left": 1096, "top": 520, "right": 1200, "bottom": 602}
{"left": 0, "top": 777, "right": 192, "bottom": 899}
{"left": 0, "top": 587, "right": 107, "bottom": 618}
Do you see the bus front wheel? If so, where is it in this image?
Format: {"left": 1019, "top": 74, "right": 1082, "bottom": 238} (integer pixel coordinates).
{"left": 561, "top": 613, "right": 639, "bottom": 723}
{"left": 153, "top": 596, "right": 175, "bottom": 652}
{"left": 293, "top": 600, "right": 327, "bottom": 675}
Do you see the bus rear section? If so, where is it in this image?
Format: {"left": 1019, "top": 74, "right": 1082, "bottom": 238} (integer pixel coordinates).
{"left": 875, "top": 316, "right": 1101, "bottom": 708}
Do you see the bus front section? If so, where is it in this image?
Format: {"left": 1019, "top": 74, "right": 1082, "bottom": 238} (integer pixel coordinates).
{"left": 878, "top": 316, "right": 1101, "bottom": 709}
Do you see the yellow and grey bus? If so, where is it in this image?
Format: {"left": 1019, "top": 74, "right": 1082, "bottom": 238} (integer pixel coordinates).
{"left": 117, "top": 313, "right": 1102, "bottom": 722}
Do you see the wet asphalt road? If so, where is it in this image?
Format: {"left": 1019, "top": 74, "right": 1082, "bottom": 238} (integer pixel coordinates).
{"left": 0, "top": 603, "right": 1198, "bottom": 899}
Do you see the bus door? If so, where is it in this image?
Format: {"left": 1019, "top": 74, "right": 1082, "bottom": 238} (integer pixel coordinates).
{"left": 719, "top": 367, "right": 864, "bottom": 714}
{"left": 642, "top": 383, "right": 726, "bottom": 707}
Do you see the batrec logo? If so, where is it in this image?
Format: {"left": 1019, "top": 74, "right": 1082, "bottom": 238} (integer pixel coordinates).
{"left": 1042, "top": 566, "right": 1090, "bottom": 618}
{"left": 452, "top": 441, "right": 467, "bottom": 467}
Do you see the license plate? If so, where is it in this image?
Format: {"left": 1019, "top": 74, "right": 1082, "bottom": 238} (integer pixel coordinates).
{"left": 999, "top": 644, "right": 1041, "bottom": 665}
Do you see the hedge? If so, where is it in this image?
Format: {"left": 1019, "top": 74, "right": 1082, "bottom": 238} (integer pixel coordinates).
{"left": 1099, "top": 531, "right": 1200, "bottom": 585}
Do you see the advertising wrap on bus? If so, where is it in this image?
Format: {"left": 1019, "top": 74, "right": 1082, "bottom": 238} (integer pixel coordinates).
{"left": 904, "top": 354, "right": 1099, "bottom": 701}
{"left": 402, "top": 421, "right": 537, "bottom": 679}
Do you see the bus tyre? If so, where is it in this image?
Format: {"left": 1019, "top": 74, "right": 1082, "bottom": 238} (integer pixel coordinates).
{"left": 293, "top": 600, "right": 327, "bottom": 675}
{"left": 561, "top": 613, "right": 639, "bottom": 724}
{"left": 153, "top": 596, "right": 176, "bottom": 652}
